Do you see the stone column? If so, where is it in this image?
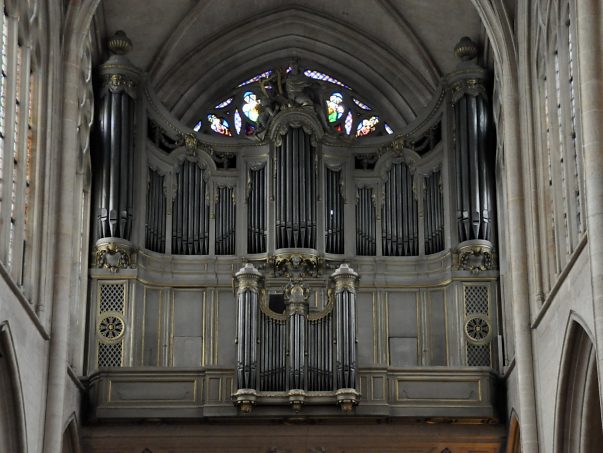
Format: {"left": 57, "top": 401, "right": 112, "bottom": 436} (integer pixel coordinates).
{"left": 576, "top": 0, "right": 603, "bottom": 404}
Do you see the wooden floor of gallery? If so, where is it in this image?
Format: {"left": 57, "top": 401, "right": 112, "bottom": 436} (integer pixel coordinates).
{"left": 81, "top": 422, "right": 506, "bottom": 452}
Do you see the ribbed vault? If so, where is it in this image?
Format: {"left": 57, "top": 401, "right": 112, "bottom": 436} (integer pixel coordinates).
{"left": 101, "top": 0, "right": 484, "bottom": 129}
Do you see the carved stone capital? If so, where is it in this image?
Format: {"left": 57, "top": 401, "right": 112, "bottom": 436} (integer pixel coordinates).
{"left": 234, "top": 263, "right": 263, "bottom": 294}
{"left": 453, "top": 240, "right": 496, "bottom": 273}
{"left": 287, "top": 389, "right": 306, "bottom": 412}
{"left": 232, "top": 388, "right": 258, "bottom": 413}
{"left": 94, "top": 238, "right": 136, "bottom": 272}
{"left": 330, "top": 263, "right": 359, "bottom": 294}
{"left": 335, "top": 388, "right": 360, "bottom": 413}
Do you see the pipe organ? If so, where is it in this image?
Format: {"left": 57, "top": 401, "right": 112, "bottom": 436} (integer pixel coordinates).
{"left": 247, "top": 165, "right": 267, "bottom": 254}
{"left": 325, "top": 168, "right": 344, "bottom": 254}
{"left": 171, "top": 160, "right": 210, "bottom": 255}
{"left": 88, "top": 36, "right": 502, "bottom": 422}
{"left": 93, "top": 34, "right": 139, "bottom": 243}
{"left": 381, "top": 161, "right": 419, "bottom": 256}
{"left": 274, "top": 127, "right": 317, "bottom": 249}
{"left": 145, "top": 169, "right": 166, "bottom": 253}
{"left": 355, "top": 187, "right": 376, "bottom": 256}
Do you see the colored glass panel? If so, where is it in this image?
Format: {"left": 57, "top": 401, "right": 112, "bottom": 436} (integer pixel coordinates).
{"left": 344, "top": 111, "right": 353, "bottom": 135}
{"left": 215, "top": 97, "right": 233, "bottom": 108}
{"left": 207, "top": 114, "right": 232, "bottom": 136}
{"left": 193, "top": 120, "right": 202, "bottom": 132}
{"left": 234, "top": 109, "right": 242, "bottom": 134}
{"left": 238, "top": 70, "right": 272, "bottom": 87}
{"left": 384, "top": 123, "right": 393, "bottom": 135}
{"left": 353, "top": 98, "right": 371, "bottom": 110}
{"left": 326, "top": 92, "right": 345, "bottom": 123}
{"left": 242, "top": 91, "right": 260, "bottom": 122}
{"left": 356, "top": 116, "right": 379, "bottom": 137}
{"left": 303, "top": 69, "right": 348, "bottom": 88}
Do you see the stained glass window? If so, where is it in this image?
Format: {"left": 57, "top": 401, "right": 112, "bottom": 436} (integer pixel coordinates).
{"left": 303, "top": 69, "right": 348, "bottom": 88}
{"left": 238, "top": 70, "right": 272, "bottom": 87}
{"left": 215, "top": 97, "right": 233, "bottom": 109}
{"left": 242, "top": 91, "right": 260, "bottom": 122}
{"left": 344, "top": 111, "right": 353, "bottom": 135}
{"left": 234, "top": 109, "right": 242, "bottom": 135}
{"left": 353, "top": 98, "right": 371, "bottom": 110}
{"left": 208, "top": 114, "right": 232, "bottom": 136}
{"left": 326, "top": 92, "right": 345, "bottom": 123}
{"left": 356, "top": 116, "right": 379, "bottom": 137}
{"left": 198, "top": 65, "right": 393, "bottom": 138}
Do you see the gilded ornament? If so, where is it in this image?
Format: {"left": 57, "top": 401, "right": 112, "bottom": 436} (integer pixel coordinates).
{"left": 454, "top": 241, "right": 496, "bottom": 273}
{"left": 94, "top": 240, "right": 135, "bottom": 272}
{"left": 464, "top": 316, "right": 492, "bottom": 345}
{"left": 97, "top": 312, "right": 126, "bottom": 343}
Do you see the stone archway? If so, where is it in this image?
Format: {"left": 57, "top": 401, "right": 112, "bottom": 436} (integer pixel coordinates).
{"left": 555, "top": 319, "right": 603, "bottom": 452}
{"left": 0, "top": 322, "right": 28, "bottom": 453}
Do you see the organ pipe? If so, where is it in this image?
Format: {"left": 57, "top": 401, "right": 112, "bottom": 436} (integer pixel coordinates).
{"left": 450, "top": 51, "right": 494, "bottom": 243}
{"left": 381, "top": 162, "right": 419, "bottom": 256}
{"left": 275, "top": 127, "right": 316, "bottom": 249}
{"left": 332, "top": 264, "right": 358, "bottom": 390}
{"left": 424, "top": 170, "right": 444, "bottom": 254}
{"left": 247, "top": 166, "right": 266, "bottom": 253}
{"left": 171, "top": 160, "right": 210, "bottom": 255}
{"left": 216, "top": 186, "right": 236, "bottom": 255}
{"left": 234, "top": 264, "right": 262, "bottom": 390}
{"left": 356, "top": 188, "right": 376, "bottom": 256}
{"left": 145, "top": 169, "right": 166, "bottom": 252}
{"left": 325, "top": 168, "right": 344, "bottom": 254}
{"left": 94, "top": 37, "right": 139, "bottom": 242}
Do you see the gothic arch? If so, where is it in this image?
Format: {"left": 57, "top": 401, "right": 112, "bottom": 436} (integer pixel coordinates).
{"left": 506, "top": 412, "right": 521, "bottom": 453}
{"left": 61, "top": 416, "right": 81, "bottom": 453}
{"left": 554, "top": 316, "right": 603, "bottom": 452}
{"left": 0, "top": 322, "right": 28, "bottom": 453}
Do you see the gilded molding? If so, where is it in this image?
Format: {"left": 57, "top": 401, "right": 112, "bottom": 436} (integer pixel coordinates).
{"left": 269, "top": 250, "right": 322, "bottom": 278}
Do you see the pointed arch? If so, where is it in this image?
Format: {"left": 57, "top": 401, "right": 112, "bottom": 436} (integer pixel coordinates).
{"left": 506, "top": 411, "right": 521, "bottom": 453}
{"left": 554, "top": 316, "right": 603, "bottom": 452}
{"left": 0, "top": 322, "right": 28, "bottom": 453}
{"left": 61, "top": 415, "right": 81, "bottom": 453}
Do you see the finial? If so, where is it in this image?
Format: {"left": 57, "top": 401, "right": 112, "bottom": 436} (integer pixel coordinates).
{"left": 454, "top": 36, "right": 478, "bottom": 61}
{"left": 107, "top": 30, "right": 132, "bottom": 55}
